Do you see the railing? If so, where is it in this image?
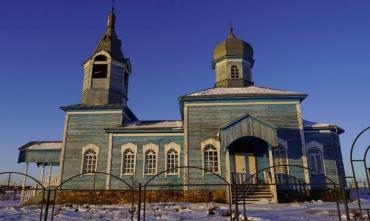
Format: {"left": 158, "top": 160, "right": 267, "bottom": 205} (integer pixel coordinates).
{"left": 21, "top": 175, "right": 59, "bottom": 205}
{"left": 231, "top": 172, "right": 261, "bottom": 184}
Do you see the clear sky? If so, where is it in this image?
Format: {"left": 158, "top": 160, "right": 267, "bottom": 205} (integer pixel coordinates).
{"left": 0, "top": 0, "right": 369, "bottom": 179}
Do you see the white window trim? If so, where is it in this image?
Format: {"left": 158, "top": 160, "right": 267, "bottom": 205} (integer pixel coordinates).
{"left": 201, "top": 138, "right": 221, "bottom": 175}
{"left": 120, "top": 143, "right": 137, "bottom": 176}
{"left": 164, "top": 142, "right": 181, "bottom": 176}
{"left": 80, "top": 144, "right": 99, "bottom": 175}
{"left": 143, "top": 143, "right": 159, "bottom": 176}
{"left": 306, "top": 141, "right": 326, "bottom": 175}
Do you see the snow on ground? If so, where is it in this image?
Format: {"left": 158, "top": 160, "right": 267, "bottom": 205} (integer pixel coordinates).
{"left": 1, "top": 191, "right": 370, "bottom": 221}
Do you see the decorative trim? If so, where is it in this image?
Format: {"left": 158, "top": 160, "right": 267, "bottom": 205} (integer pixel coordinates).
{"left": 185, "top": 101, "right": 299, "bottom": 107}
{"left": 105, "top": 133, "right": 113, "bottom": 189}
{"left": 92, "top": 51, "right": 112, "bottom": 61}
{"left": 120, "top": 143, "right": 138, "bottom": 176}
{"left": 296, "top": 104, "right": 310, "bottom": 183}
{"left": 306, "top": 141, "right": 324, "bottom": 153}
{"left": 306, "top": 143, "right": 326, "bottom": 176}
{"left": 80, "top": 144, "right": 100, "bottom": 175}
{"left": 201, "top": 138, "right": 221, "bottom": 175}
{"left": 113, "top": 133, "right": 183, "bottom": 137}
{"left": 67, "top": 110, "right": 123, "bottom": 115}
{"left": 58, "top": 113, "right": 69, "bottom": 184}
{"left": 183, "top": 106, "right": 189, "bottom": 189}
{"left": 164, "top": 142, "right": 181, "bottom": 176}
{"left": 143, "top": 143, "right": 159, "bottom": 176}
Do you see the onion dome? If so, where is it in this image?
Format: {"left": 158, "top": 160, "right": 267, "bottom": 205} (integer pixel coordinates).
{"left": 212, "top": 27, "right": 254, "bottom": 68}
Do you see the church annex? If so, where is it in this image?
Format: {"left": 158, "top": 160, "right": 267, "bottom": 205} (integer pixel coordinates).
{"left": 17, "top": 9, "right": 346, "bottom": 204}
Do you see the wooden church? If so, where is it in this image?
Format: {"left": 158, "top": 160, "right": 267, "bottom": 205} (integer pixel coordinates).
{"left": 17, "top": 9, "right": 346, "bottom": 204}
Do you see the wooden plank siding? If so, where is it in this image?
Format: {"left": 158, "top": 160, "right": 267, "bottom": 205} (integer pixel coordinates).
{"left": 61, "top": 111, "right": 123, "bottom": 189}
{"left": 304, "top": 130, "right": 345, "bottom": 184}
{"left": 109, "top": 135, "right": 184, "bottom": 189}
{"left": 185, "top": 100, "right": 306, "bottom": 183}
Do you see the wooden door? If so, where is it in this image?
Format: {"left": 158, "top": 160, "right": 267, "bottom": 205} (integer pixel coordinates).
{"left": 245, "top": 153, "right": 256, "bottom": 177}
{"left": 234, "top": 153, "right": 256, "bottom": 184}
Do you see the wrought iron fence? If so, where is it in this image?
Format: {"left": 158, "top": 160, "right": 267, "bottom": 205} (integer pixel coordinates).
{"left": 0, "top": 171, "right": 46, "bottom": 221}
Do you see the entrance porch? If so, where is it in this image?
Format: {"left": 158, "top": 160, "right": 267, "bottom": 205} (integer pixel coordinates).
{"left": 219, "top": 114, "right": 279, "bottom": 203}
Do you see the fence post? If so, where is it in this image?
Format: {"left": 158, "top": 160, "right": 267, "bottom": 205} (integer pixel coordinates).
{"left": 339, "top": 176, "right": 350, "bottom": 221}
{"left": 137, "top": 183, "right": 141, "bottom": 221}
{"left": 44, "top": 189, "right": 52, "bottom": 221}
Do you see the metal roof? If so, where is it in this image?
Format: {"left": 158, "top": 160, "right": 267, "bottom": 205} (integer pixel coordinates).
{"left": 182, "top": 85, "right": 307, "bottom": 100}
{"left": 18, "top": 141, "right": 62, "bottom": 164}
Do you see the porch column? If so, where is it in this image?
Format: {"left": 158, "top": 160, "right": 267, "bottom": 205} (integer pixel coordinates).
{"left": 20, "top": 162, "right": 29, "bottom": 202}
{"left": 225, "top": 150, "right": 231, "bottom": 202}
{"left": 48, "top": 163, "right": 53, "bottom": 186}
{"left": 40, "top": 164, "right": 45, "bottom": 183}
{"left": 268, "top": 145, "right": 278, "bottom": 203}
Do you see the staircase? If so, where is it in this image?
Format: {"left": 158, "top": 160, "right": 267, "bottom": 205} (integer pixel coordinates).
{"left": 20, "top": 175, "right": 59, "bottom": 205}
{"left": 232, "top": 184, "right": 274, "bottom": 204}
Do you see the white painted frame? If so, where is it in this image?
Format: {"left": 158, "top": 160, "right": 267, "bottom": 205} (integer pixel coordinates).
{"left": 80, "top": 144, "right": 100, "bottom": 175}
{"left": 143, "top": 143, "right": 159, "bottom": 176}
{"left": 306, "top": 141, "right": 326, "bottom": 175}
{"left": 164, "top": 142, "right": 181, "bottom": 176}
{"left": 201, "top": 138, "right": 221, "bottom": 175}
{"left": 120, "top": 143, "right": 138, "bottom": 177}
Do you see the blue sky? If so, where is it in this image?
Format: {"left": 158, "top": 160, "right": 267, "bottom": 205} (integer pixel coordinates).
{"left": 0, "top": 0, "right": 369, "bottom": 179}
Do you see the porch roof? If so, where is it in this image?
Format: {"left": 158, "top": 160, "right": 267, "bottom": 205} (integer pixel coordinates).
{"left": 219, "top": 114, "right": 278, "bottom": 148}
{"left": 17, "top": 141, "right": 62, "bottom": 164}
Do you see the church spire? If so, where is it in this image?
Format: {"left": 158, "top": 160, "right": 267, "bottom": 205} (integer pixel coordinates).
{"left": 91, "top": 8, "right": 124, "bottom": 62}
{"left": 81, "top": 7, "right": 132, "bottom": 106}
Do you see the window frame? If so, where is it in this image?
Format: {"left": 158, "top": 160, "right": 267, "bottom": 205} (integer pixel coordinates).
{"left": 164, "top": 142, "right": 181, "bottom": 176}
{"left": 80, "top": 144, "right": 99, "bottom": 175}
{"left": 201, "top": 138, "right": 221, "bottom": 175}
{"left": 306, "top": 141, "right": 326, "bottom": 176}
{"left": 308, "top": 147, "right": 325, "bottom": 175}
{"left": 143, "top": 143, "right": 159, "bottom": 176}
{"left": 230, "top": 65, "right": 239, "bottom": 79}
{"left": 120, "top": 143, "right": 137, "bottom": 176}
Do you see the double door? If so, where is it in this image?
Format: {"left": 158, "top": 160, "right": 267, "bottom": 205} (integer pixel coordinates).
{"left": 233, "top": 153, "right": 257, "bottom": 184}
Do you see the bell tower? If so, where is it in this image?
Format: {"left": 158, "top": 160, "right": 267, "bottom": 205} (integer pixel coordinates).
{"left": 81, "top": 8, "right": 131, "bottom": 106}
{"left": 212, "top": 28, "right": 254, "bottom": 87}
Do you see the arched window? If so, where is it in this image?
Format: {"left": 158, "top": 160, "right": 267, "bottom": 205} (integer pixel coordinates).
{"left": 122, "top": 149, "right": 135, "bottom": 175}
{"left": 204, "top": 145, "right": 219, "bottom": 173}
{"left": 82, "top": 149, "right": 98, "bottom": 173}
{"left": 167, "top": 149, "right": 179, "bottom": 174}
{"left": 272, "top": 146, "right": 288, "bottom": 173}
{"left": 144, "top": 149, "right": 157, "bottom": 174}
{"left": 308, "top": 148, "right": 324, "bottom": 174}
{"left": 230, "top": 65, "right": 239, "bottom": 79}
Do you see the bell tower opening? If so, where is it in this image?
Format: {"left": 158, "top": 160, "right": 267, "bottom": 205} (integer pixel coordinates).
{"left": 92, "top": 55, "right": 108, "bottom": 79}
{"left": 81, "top": 8, "right": 132, "bottom": 106}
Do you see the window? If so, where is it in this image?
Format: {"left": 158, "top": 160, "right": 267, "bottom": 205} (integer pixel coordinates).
{"left": 122, "top": 149, "right": 135, "bottom": 175}
{"left": 308, "top": 148, "right": 324, "bottom": 174}
{"left": 204, "top": 145, "right": 219, "bottom": 173}
{"left": 167, "top": 149, "right": 179, "bottom": 174}
{"left": 82, "top": 149, "right": 98, "bottom": 173}
{"left": 272, "top": 146, "right": 288, "bottom": 173}
{"left": 230, "top": 65, "right": 239, "bottom": 79}
{"left": 144, "top": 149, "right": 157, "bottom": 174}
